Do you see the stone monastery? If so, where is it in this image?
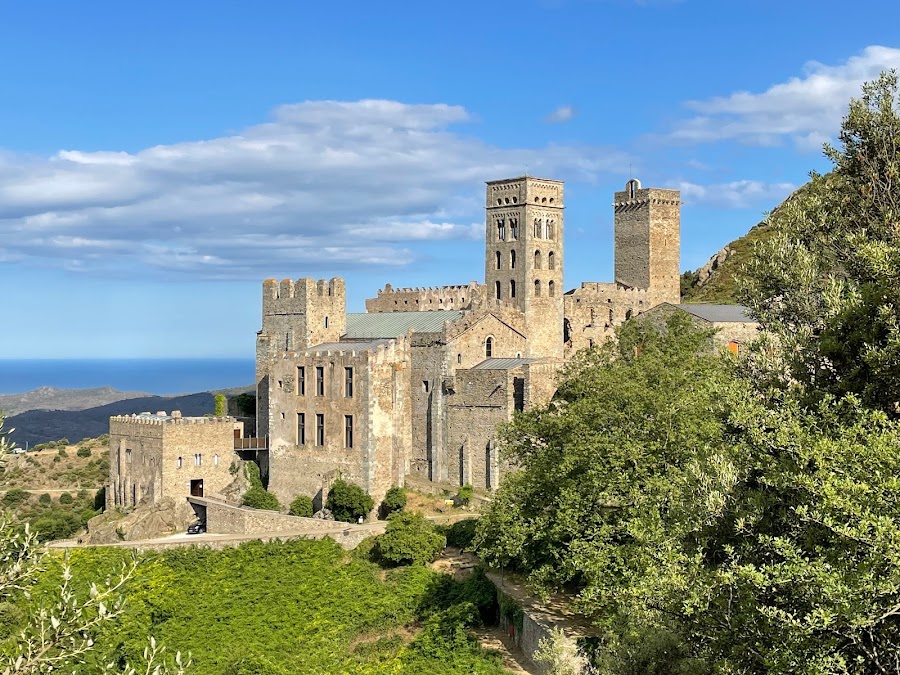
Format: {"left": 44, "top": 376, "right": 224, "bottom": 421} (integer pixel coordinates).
{"left": 108, "top": 175, "right": 757, "bottom": 515}
{"left": 254, "top": 175, "right": 682, "bottom": 508}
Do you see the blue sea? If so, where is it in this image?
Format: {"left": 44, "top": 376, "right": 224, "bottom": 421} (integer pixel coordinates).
{"left": 0, "top": 359, "right": 256, "bottom": 396}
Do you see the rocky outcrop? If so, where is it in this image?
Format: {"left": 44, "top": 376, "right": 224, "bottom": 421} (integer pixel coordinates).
{"left": 83, "top": 497, "right": 194, "bottom": 544}
{"left": 695, "top": 246, "right": 732, "bottom": 286}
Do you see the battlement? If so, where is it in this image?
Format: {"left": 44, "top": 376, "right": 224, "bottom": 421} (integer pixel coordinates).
{"left": 263, "top": 277, "right": 345, "bottom": 302}
{"left": 284, "top": 335, "right": 409, "bottom": 365}
{"left": 110, "top": 412, "right": 238, "bottom": 427}
{"left": 365, "top": 282, "right": 484, "bottom": 313}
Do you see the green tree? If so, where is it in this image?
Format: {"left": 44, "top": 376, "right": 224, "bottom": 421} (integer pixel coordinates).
{"left": 379, "top": 486, "right": 406, "bottom": 518}
{"left": 214, "top": 394, "right": 227, "bottom": 417}
{"left": 457, "top": 484, "right": 473, "bottom": 507}
{"left": 76, "top": 445, "right": 92, "bottom": 458}
{"left": 741, "top": 70, "right": 900, "bottom": 414}
{"left": 288, "top": 494, "right": 314, "bottom": 517}
{"left": 377, "top": 511, "right": 446, "bottom": 566}
{"left": 325, "top": 478, "right": 373, "bottom": 523}
{"left": 242, "top": 487, "right": 280, "bottom": 512}
{"left": 59, "top": 491, "right": 73, "bottom": 505}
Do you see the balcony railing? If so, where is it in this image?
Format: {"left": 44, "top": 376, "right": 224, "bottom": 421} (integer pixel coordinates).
{"left": 234, "top": 436, "right": 268, "bottom": 450}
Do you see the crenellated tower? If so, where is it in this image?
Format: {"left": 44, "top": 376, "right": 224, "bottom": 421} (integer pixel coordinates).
{"left": 256, "top": 277, "right": 346, "bottom": 436}
{"left": 484, "top": 176, "right": 564, "bottom": 358}
{"left": 613, "top": 179, "right": 680, "bottom": 304}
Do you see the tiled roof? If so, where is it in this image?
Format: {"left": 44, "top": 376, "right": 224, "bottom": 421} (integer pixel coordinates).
{"left": 676, "top": 304, "right": 754, "bottom": 323}
{"left": 344, "top": 311, "right": 464, "bottom": 338}
{"left": 470, "top": 357, "right": 539, "bottom": 370}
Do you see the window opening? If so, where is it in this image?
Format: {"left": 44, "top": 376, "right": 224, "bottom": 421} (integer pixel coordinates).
{"left": 344, "top": 415, "right": 353, "bottom": 448}
{"left": 534, "top": 279, "right": 541, "bottom": 296}
{"left": 549, "top": 280, "right": 556, "bottom": 297}
{"left": 510, "top": 250, "right": 516, "bottom": 269}
{"left": 495, "top": 280, "right": 501, "bottom": 300}
{"left": 495, "top": 251, "right": 501, "bottom": 270}
{"left": 510, "top": 280, "right": 516, "bottom": 298}
{"left": 316, "top": 414, "right": 325, "bottom": 446}
{"left": 298, "top": 413, "right": 306, "bottom": 445}
{"left": 316, "top": 366, "right": 324, "bottom": 396}
{"left": 485, "top": 337, "right": 493, "bottom": 358}
{"left": 345, "top": 367, "right": 353, "bottom": 397}
{"left": 548, "top": 251, "right": 555, "bottom": 270}
{"left": 297, "top": 366, "right": 305, "bottom": 395}
{"left": 534, "top": 250, "right": 541, "bottom": 269}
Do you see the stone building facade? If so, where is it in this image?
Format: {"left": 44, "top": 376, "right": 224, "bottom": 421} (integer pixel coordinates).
{"left": 107, "top": 411, "right": 242, "bottom": 513}
{"left": 254, "top": 176, "right": 687, "bottom": 508}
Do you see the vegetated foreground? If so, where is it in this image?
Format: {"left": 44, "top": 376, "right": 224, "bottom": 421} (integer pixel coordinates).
{"left": 26, "top": 538, "right": 508, "bottom": 675}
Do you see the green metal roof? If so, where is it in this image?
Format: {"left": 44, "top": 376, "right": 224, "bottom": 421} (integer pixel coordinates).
{"left": 344, "top": 311, "right": 464, "bottom": 338}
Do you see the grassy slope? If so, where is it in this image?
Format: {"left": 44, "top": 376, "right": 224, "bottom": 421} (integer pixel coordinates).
{"left": 681, "top": 184, "right": 806, "bottom": 304}
{"left": 31, "top": 539, "right": 509, "bottom": 675}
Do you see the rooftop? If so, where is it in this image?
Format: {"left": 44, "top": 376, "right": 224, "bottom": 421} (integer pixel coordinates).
{"left": 676, "top": 304, "right": 754, "bottom": 323}
{"left": 470, "top": 357, "right": 540, "bottom": 370}
{"left": 304, "top": 339, "right": 393, "bottom": 354}
{"left": 344, "top": 311, "right": 464, "bottom": 338}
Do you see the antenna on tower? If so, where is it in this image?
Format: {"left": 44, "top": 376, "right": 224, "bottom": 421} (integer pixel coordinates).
{"left": 524, "top": 163, "right": 529, "bottom": 177}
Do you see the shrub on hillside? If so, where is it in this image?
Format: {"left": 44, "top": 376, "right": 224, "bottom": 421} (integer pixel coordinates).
{"left": 76, "top": 446, "right": 91, "bottom": 458}
{"left": 1, "top": 488, "right": 29, "bottom": 508}
{"left": 38, "top": 493, "right": 52, "bottom": 506}
{"left": 58, "top": 492, "right": 73, "bottom": 505}
{"left": 57, "top": 447, "right": 67, "bottom": 458}
{"left": 242, "top": 487, "right": 280, "bottom": 512}
{"left": 325, "top": 479, "right": 374, "bottom": 523}
{"left": 445, "top": 518, "right": 478, "bottom": 550}
{"left": 379, "top": 486, "right": 407, "bottom": 519}
{"left": 289, "top": 495, "right": 314, "bottom": 518}
{"left": 457, "top": 484, "right": 474, "bottom": 506}
{"left": 376, "top": 511, "right": 445, "bottom": 566}
{"left": 97, "top": 434, "right": 109, "bottom": 446}
{"left": 32, "top": 512, "right": 82, "bottom": 542}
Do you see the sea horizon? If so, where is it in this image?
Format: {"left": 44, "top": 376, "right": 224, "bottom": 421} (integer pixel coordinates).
{"left": 0, "top": 358, "right": 256, "bottom": 396}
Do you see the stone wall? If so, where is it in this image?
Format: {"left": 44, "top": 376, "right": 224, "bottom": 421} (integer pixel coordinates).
{"left": 266, "top": 338, "right": 410, "bottom": 508}
{"left": 198, "top": 498, "right": 345, "bottom": 535}
{"left": 365, "top": 282, "right": 483, "bottom": 313}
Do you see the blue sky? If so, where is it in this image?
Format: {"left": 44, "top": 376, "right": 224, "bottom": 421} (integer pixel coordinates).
{"left": 2, "top": 0, "right": 900, "bottom": 358}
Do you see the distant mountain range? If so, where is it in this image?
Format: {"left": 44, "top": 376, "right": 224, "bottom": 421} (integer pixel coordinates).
{"left": 0, "top": 386, "right": 254, "bottom": 449}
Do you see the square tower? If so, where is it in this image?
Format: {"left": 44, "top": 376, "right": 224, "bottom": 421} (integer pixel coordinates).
{"left": 613, "top": 179, "right": 680, "bottom": 304}
{"left": 484, "top": 176, "right": 564, "bottom": 358}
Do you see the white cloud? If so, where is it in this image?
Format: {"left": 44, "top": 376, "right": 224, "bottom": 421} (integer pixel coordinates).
{"left": 669, "top": 46, "right": 900, "bottom": 148}
{"left": 546, "top": 105, "right": 576, "bottom": 123}
{"left": 0, "top": 100, "right": 627, "bottom": 279}
{"left": 676, "top": 180, "right": 797, "bottom": 209}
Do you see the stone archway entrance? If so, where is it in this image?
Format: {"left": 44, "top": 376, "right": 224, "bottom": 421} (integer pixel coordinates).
{"left": 190, "top": 479, "right": 204, "bottom": 497}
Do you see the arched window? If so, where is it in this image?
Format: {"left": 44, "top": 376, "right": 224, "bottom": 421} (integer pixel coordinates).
{"left": 548, "top": 251, "right": 555, "bottom": 270}
{"left": 497, "top": 219, "right": 506, "bottom": 241}
{"left": 510, "top": 280, "right": 516, "bottom": 298}
{"left": 534, "top": 250, "right": 542, "bottom": 269}
{"left": 546, "top": 220, "right": 554, "bottom": 240}
{"left": 549, "top": 280, "right": 556, "bottom": 297}
{"left": 495, "top": 280, "right": 501, "bottom": 299}
{"left": 510, "top": 218, "right": 519, "bottom": 240}
{"left": 534, "top": 279, "right": 541, "bottom": 297}
{"left": 495, "top": 251, "right": 501, "bottom": 270}
{"left": 485, "top": 337, "right": 493, "bottom": 358}
{"left": 458, "top": 353, "right": 462, "bottom": 364}
{"left": 510, "top": 250, "right": 516, "bottom": 269}
{"left": 534, "top": 218, "right": 542, "bottom": 238}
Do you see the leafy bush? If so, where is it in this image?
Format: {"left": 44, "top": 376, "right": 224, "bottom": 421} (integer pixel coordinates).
{"left": 376, "top": 511, "right": 446, "bottom": 566}
{"left": 2, "top": 488, "right": 29, "bottom": 508}
{"left": 242, "top": 487, "right": 280, "bottom": 512}
{"left": 379, "top": 486, "right": 406, "bottom": 519}
{"left": 0, "top": 602, "right": 24, "bottom": 640}
{"left": 288, "top": 495, "right": 313, "bottom": 518}
{"left": 31, "top": 512, "right": 82, "bottom": 542}
{"left": 57, "top": 447, "right": 68, "bottom": 458}
{"left": 214, "top": 394, "right": 227, "bottom": 417}
{"left": 97, "top": 434, "right": 109, "bottom": 446}
{"left": 457, "top": 484, "right": 474, "bottom": 506}
{"left": 222, "top": 655, "right": 289, "bottom": 675}
{"left": 93, "top": 487, "right": 106, "bottom": 511}
{"left": 38, "top": 493, "right": 52, "bottom": 506}
{"left": 58, "top": 492, "right": 73, "bottom": 505}
{"left": 445, "top": 518, "right": 478, "bottom": 550}
{"left": 76, "top": 446, "right": 92, "bottom": 458}
{"left": 233, "top": 392, "right": 257, "bottom": 417}
{"left": 325, "top": 478, "right": 373, "bottom": 523}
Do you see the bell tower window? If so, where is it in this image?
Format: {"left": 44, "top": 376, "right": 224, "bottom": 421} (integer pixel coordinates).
{"left": 510, "top": 250, "right": 516, "bottom": 269}
{"left": 495, "top": 280, "right": 501, "bottom": 299}
{"left": 534, "top": 279, "right": 541, "bottom": 296}
{"left": 497, "top": 219, "right": 506, "bottom": 241}
{"left": 495, "top": 251, "right": 501, "bottom": 270}
{"left": 549, "top": 280, "right": 556, "bottom": 297}
{"left": 548, "top": 251, "right": 555, "bottom": 270}
{"left": 534, "top": 250, "right": 541, "bottom": 269}
{"left": 510, "top": 280, "right": 516, "bottom": 298}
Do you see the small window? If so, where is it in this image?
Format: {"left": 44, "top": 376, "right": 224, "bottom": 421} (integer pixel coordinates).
{"left": 534, "top": 279, "right": 541, "bottom": 296}
{"left": 497, "top": 219, "right": 506, "bottom": 241}
{"left": 510, "top": 219, "right": 519, "bottom": 240}
{"left": 316, "top": 366, "right": 325, "bottom": 396}
{"left": 495, "top": 280, "right": 501, "bottom": 300}
{"left": 214, "top": 454, "right": 219, "bottom": 466}
{"left": 609, "top": 308, "right": 614, "bottom": 324}
{"left": 495, "top": 250, "right": 501, "bottom": 270}
{"left": 177, "top": 456, "right": 183, "bottom": 469}
{"left": 548, "top": 280, "right": 556, "bottom": 297}
{"left": 510, "top": 250, "right": 516, "bottom": 269}
{"left": 423, "top": 380, "right": 430, "bottom": 393}
{"left": 534, "top": 218, "right": 541, "bottom": 238}
{"left": 548, "top": 251, "right": 555, "bottom": 270}
{"left": 278, "top": 380, "right": 283, "bottom": 390}
{"left": 457, "top": 353, "right": 462, "bottom": 364}
{"left": 345, "top": 367, "right": 353, "bottom": 397}
{"left": 485, "top": 337, "right": 493, "bottom": 358}
{"left": 298, "top": 413, "right": 306, "bottom": 445}
{"left": 546, "top": 220, "right": 554, "bottom": 240}
{"left": 316, "top": 413, "right": 325, "bottom": 446}
{"left": 298, "top": 366, "right": 305, "bottom": 395}
{"left": 280, "top": 412, "right": 285, "bottom": 420}
{"left": 534, "top": 250, "right": 541, "bottom": 269}
{"left": 344, "top": 415, "right": 353, "bottom": 449}
{"left": 324, "top": 316, "right": 329, "bottom": 328}
{"left": 194, "top": 453, "right": 202, "bottom": 467}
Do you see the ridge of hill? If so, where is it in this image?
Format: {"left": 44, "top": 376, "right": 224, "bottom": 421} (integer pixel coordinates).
{"left": 680, "top": 184, "right": 806, "bottom": 304}
{"left": 0, "top": 386, "right": 150, "bottom": 418}
{"left": 7, "top": 392, "right": 218, "bottom": 449}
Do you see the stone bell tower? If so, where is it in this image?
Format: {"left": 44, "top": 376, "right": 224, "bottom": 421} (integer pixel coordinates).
{"left": 484, "top": 176, "right": 564, "bottom": 358}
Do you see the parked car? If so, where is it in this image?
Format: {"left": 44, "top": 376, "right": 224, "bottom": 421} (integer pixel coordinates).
{"left": 187, "top": 522, "right": 206, "bottom": 535}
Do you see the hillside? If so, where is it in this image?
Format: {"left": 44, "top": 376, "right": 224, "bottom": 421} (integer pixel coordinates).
{"left": 7, "top": 392, "right": 217, "bottom": 448}
{"left": 0, "top": 386, "right": 149, "bottom": 417}
{"left": 680, "top": 184, "right": 805, "bottom": 304}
